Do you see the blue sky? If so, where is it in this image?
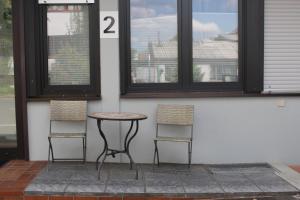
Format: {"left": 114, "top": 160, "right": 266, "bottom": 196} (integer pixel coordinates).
{"left": 130, "top": 0, "right": 238, "bottom": 49}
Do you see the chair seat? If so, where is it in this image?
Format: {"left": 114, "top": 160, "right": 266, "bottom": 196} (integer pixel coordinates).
{"left": 49, "top": 132, "right": 86, "bottom": 138}
{"left": 154, "top": 136, "right": 191, "bottom": 143}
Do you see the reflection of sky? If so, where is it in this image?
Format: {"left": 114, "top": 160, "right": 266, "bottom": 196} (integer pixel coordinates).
{"left": 131, "top": 0, "right": 176, "bottom": 19}
{"left": 192, "top": 0, "right": 238, "bottom": 13}
{"left": 130, "top": 0, "right": 237, "bottom": 49}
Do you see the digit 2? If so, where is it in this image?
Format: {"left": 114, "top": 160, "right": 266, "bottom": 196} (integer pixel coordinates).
{"left": 104, "top": 16, "right": 115, "bottom": 34}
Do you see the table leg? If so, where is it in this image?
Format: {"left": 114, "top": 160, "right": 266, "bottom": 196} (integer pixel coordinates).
{"left": 124, "top": 120, "right": 139, "bottom": 179}
{"left": 124, "top": 120, "right": 134, "bottom": 167}
{"left": 96, "top": 120, "right": 108, "bottom": 178}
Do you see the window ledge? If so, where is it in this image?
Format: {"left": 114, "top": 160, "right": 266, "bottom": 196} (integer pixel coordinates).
{"left": 121, "top": 91, "right": 300, "bottom": 99}
{"left": 121, "top": 91, "right": 246, "bottom": 98}
{"left": 27, "top": 95, "right": 101, "bottom": 102}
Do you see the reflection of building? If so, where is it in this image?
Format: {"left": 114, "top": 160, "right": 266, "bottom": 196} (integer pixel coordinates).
{"left": 131, "top": 32, "right": 238, "bottom": 83}
{"left": 131, "top": 41, "right": 178, "bottom": 83}
{"left": 193, "top": 32, "right": 238, "bottom": 82}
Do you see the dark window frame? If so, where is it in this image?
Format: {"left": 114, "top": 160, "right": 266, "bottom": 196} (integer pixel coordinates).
{"left": 119, "top": 0, "right": 264, "bottom": 96}
{"left": 25, "top": 0, "right": 101, "bottom": 99}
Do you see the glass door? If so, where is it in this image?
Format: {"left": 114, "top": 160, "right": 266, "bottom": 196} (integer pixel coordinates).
{"left": 0, "top": 0, "right": 17, "bottom": 164}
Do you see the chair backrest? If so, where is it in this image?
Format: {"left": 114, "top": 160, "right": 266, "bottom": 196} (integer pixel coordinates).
{"left": 50, "top": 100, "right": 87, "bottom": 121}
{"left": 156, "top": 104, "right": 194, "bottom": 126}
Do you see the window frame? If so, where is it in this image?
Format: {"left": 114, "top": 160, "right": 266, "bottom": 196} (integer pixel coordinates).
{"left": 25, "top": 0, "right": 100, "bottom": 99}
{"left": 120, "top": 0, "right": 245, "bottom": 95}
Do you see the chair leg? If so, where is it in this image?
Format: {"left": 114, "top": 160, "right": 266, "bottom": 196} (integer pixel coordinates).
{"left": 82, "top": 137, "right": 85, "bottom": 164}
{"left": 48, "top": 137, "right": 54, "bottom": 163}
{"left": 188, "top": 142, "right": 192, "bottom": 168}
{"left": 154, "top": 140, "right": 160, "bottom": 167}
{"left": 84, "top": 136, "right": 87, "bottom": 163}
{"left": 48, "top": 137, "right": 51, "bottom": 171}
{"left": 153, "top": 140, "right": 157, "bottom": 168}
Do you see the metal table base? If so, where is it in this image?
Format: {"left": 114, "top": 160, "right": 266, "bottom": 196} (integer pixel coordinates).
{"left": 96, "top": 119, "right": 139, "bottom": 179}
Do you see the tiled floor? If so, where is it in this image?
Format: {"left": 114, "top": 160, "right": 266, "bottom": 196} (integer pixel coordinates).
{"left": 25, "top": 163, "right": 299, "bottom": 198}
{"left": 1, "top": 161, "right": 300, "bottom": 200}
{"left": 0, "top": 160, "right": 46, "bottom": 198}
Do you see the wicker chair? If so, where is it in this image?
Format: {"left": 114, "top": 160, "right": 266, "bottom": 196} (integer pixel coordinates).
{"left": 48, "top": 100, "right": 87, "bottom": 164}
{"left": 153, "top": 104, "right": 194, "bottom": 167}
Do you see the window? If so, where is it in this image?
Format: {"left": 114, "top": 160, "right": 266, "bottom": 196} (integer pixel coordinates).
{"left": 130, "top": 0, "right": 178, "bottom": 84}
{"left": 25, "top": 0, "right": 100, "bottom": 99}
{"left": 47, "top": 5, "right": 90, "bottom": 86}
{"left": 119, "top": 0, "right": 264, "bottom": 96}
{"left": 192, "top": 0, "right": 239, "bottom": 83}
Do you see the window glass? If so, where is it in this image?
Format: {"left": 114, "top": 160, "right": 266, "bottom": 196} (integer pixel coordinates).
{"left": 193, "top": 0, "right": 238, "bottom": 82}
{"left": 0, "top": 0, "right": 16, "bottom": 147}
{"left": 47, "top": 5, "right": 90, "bottom": 85}
{"left": 130, "top": 0, "right": 178, "bottom": 83}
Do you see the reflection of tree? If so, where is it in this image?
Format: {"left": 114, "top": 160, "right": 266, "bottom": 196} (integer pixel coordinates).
{"left": 193, "top": 64, "right": 205, "bottom": 82}
{"left": 0, "top": 0, "right": 14, "bottom": 96}
{"left": 0, "top": 0, "right": 12, "bottom": 76}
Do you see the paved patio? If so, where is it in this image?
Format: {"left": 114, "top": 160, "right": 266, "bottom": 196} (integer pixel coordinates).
{"left": 25, "top": 162, "right": 300, "bottom": 198}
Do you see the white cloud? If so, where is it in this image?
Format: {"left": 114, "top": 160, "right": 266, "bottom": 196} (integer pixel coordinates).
{"left": 131, "top": 6, "right": 156, "bottom": 18}
{"left": 131, "top": 15, "right": 177, "bottom": 48}
{"left": 131, "top": 15, "right": 220, "bottom": 48}
{"left": 227, "top": 0, "right": 238, "bottom": 8}
{"left": 193, "top": 19, "right": 220, "bottom": 33}
{"left": 132, "top": 15, "right": 176, "bottom": 30}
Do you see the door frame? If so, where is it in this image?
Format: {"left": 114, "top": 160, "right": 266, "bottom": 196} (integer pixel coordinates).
{"left": 10, "top": 0, "right": 29, "bottom": 160}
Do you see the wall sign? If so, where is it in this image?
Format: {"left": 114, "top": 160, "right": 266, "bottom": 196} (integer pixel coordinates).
{"left": 100, "top": 12, "right": 119, "bottom": 39}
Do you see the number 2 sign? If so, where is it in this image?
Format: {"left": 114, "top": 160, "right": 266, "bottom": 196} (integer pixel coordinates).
{"left": 100, "top": 12, "right": 119, "bottom": 38}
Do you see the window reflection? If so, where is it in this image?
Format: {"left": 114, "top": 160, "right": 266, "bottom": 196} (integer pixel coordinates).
{"left": 193, "top": 0, "right": 239, "bottom": 83}
{"left": 47, "top": 5, "right": 90, "bottom": 86}
{"left": 0, "top": 0, "right": 16, "bottom": 147}
{"left": 130, "top": 0, "right": 178, "bottom": 83}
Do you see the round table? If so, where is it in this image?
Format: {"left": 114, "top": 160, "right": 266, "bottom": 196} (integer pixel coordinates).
{"left": 88, "top": 112, "right": 147, "bottom": 179}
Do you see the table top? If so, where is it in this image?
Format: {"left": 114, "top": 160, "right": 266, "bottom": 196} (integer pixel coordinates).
{"left": 88, "top": 112, "right": 147, "bottom": 121}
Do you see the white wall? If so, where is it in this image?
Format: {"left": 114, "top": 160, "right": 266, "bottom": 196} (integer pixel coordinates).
{"left": 27, "top": 0, "right": 300, "bottom": 165}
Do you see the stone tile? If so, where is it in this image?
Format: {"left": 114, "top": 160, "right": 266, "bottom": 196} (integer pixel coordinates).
{"left": 178, "top": 170, "right": 211, "bottom": 179}
{"left": 209, "top": 165, "right": 273, "bottom": 174}
{"left": 181, "top": 174, "right": 223, "bottom": 194}
{"left": 47, "top": 163, "right": 88, "bottom": 172}
{"left": 105, "top": 163, "right": 133, "bottom": 171}
{"left": 145, "top": 185, "right": 185, "bottom": 194}
{"left": 33, "top": 169, "right": 73, "bottom": 181}
{"left": 144, "top": 172, "right": 181, "bottom": 186}
{"left": 24, "top": 183, "right": 68, "bottom": 195}
{"left": 245, "top": 172, "right": 298, "bottom": 192}
{"left": 142, "top": 164, "right": 187, "bottom": 173}
{"left": 69, "top": 170, "right": 108, "bottom": 184}
{"left": 105, "top": 179, "right": 145, "bottom": 194}
{"left": 109, "top": 169, "right": 139, "bottom": 180}
{"left": 212, "top": 173, "right": 262, "bottom": 193}
{"left": 64, "top": 184, "right": 106, "bottom": 195}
